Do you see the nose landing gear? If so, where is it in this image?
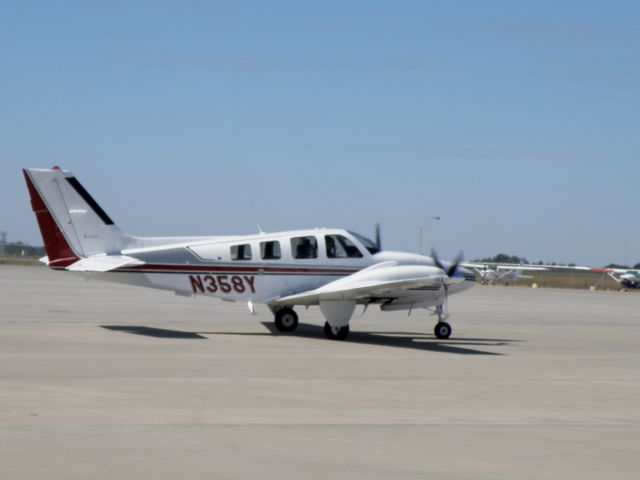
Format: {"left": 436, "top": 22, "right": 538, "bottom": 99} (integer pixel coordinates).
{"left": 433, "top": 304, "right": 452, "bottom": 339}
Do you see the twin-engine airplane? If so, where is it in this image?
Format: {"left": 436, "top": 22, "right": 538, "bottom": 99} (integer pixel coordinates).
{"left": 23, "top": 167, "right": 475, "bottom": 340}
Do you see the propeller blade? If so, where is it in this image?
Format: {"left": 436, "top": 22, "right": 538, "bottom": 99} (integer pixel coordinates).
{"left": 432, "top": 248, "right": 464, "bottom": 278}
{"left": 431, "top": 248, "right": 446, "bottom": 272}
{"left": 447, "top": 251, "right": 464, "bottom": 278}
{"left": 374, "top": 223, "right": 381, "bottom": 250}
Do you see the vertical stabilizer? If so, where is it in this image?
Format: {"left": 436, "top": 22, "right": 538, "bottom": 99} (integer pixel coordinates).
{"left": 23, "top": 167, "right": 133, "bottom": 265}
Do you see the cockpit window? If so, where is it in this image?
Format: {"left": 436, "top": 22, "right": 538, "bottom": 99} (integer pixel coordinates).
{"left": 347, "top": 231, "right": 380, "bottom": 254}
{"left": 230, "top": 243, "right": 252, "bottom": 260}
{"left": 291, "top": 236, "right": 318, "bottom": 259}
{"left": 325, "top": 234, "right": 363, "bottom": 258}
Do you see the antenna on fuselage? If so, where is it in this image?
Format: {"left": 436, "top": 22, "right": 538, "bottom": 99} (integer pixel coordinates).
{"left": 257, "top": 224, "right": 265, "bottom": 234}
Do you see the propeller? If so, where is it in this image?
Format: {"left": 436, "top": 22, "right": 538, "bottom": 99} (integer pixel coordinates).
{"left": 374, "top": 222, "right": 381, "bottom": 250}
{"left": 430, "top": 248, "right": 464, "bottom": 323}
{"left": 431, "top": 248, "right": 464, "bottom": 279}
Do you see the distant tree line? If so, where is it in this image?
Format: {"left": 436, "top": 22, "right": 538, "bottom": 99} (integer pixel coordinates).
{"left": 475, "top": 253, "right": 530, "bottom": 264}
{"left": 0, "top": 242, "right": 45, "bottom": 257}
{"left": 606, "top": 263, "right": 640, "bottom": 270}
{"left": 474, "top": 253, "right": 577, "bottom": 267}
{"left": 476, "top": 253, "right": 640, "bottom": 269}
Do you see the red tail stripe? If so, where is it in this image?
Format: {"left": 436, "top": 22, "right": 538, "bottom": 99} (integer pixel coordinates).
{"left": 23, "top": 170, "right": 79, "bottom": 267}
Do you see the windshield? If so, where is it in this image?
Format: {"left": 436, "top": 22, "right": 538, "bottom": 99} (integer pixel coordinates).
{"left": 347, "top": 230, "right": 380, "bottom": 255}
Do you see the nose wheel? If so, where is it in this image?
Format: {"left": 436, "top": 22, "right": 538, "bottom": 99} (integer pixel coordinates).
{"left": 434, "top": 321, "right": 452, "bottom": 339}
{"left": 274, "top": 307, "right": 298, "bottom": 332}
{"left": 433, "top": 304, "right": 452, "bottom": 339}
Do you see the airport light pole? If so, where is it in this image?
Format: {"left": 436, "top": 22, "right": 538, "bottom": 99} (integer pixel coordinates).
{"left": 418, "top": 217, "right": 440, "bottom": 255}
{"left": 0, "top": 230, "right": 6, "bottom": 256}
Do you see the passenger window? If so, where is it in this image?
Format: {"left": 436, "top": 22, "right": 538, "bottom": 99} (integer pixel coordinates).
{"left": 291, "top": 236, "right": 318, "bottom": 259}
{"left": 260, "top": 240, "right": 281, "bottom": 260}
{"left": 325, "top": 235, "right": 363, "bottom": 259}
{"left": 230, "top": 244, "right": 252, "bottom": 260}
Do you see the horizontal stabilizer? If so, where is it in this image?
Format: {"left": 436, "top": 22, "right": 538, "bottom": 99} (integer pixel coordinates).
{"left": 66, "top": 255, "right": 145, "bottom": 272}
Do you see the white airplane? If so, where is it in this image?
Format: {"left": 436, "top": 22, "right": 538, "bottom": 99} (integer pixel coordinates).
{"left": 463, "top": 263, "right": 547, "bottom": 285}
{"left": 23, "top": 167, "right": 476, "bottom": 340}
{"left": 536, "top": 264, "right": 640, "bottom": 290}
{"left": 590, "top": 267, "right": 640, "bottom": 289}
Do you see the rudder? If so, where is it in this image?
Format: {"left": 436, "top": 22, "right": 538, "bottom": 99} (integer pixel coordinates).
{"left": 23, "top": 167, "right": 133, "bottom": 264}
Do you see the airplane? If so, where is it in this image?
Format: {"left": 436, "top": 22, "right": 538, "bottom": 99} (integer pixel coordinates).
{"left": 23, "top": 167, "right": 476, "bottom": 341}
{"left": 534, "top": 264, "right": 640, "bottom": 290}
{"left": 463, "top": 263, "right": 547, "bottom": 285}
{"left": 589, "top": 267, "right": 640, "bottom": 289}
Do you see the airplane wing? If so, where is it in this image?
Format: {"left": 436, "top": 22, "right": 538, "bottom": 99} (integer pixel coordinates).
{"left": 460, "top": 263, "right": 485, "bottom": 276}
{"left": 496, "top": 265, "right": 546, "bottom": 271}
{"left": 66, "top": 255, "right": 145, "bottom": 272}
{"left": 589, "top": 267, "right": 629, "bottom": 274}
{"left": 463, "top": 262, "right": 546, "bottom": 272}
{"left": 505, "top": 264, "right": 592, "bottom": 272}
{"left": 495, "top": 270, "right": 534, "bottom": 280}
{"left": 462, "top": 262, "right": 487, "bottom": 269}
{"left": 270, "top": 262, "right": 446, "bottom": 305}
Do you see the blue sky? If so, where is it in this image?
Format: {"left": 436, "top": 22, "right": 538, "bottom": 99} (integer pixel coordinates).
{"left": 1, "top": 1, "right": 639, "bottom": 265}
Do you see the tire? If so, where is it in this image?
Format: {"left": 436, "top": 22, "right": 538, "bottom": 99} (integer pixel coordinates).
{"left": 274, "top": 308, "right": 298, "bottom": 332}
{"left": 434, "top": 321, "right": 452, "bottom": 339}
{"left": 324, "top": 322, "right": 349, "bottom": 340}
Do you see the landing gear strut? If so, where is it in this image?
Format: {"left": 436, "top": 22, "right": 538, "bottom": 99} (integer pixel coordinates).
{"left": 274, "top": 307, "right": 298, "bottom": 332}
{"left": 433, "top": 304, "right": 452, "bottom": 340}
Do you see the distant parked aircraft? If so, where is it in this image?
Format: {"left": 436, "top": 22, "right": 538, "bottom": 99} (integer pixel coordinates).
{"left": 590, "top": 268, "right": 640, "bottom": 289}
{"left": 463, "top": 263, "right": 547, "bottom": 285}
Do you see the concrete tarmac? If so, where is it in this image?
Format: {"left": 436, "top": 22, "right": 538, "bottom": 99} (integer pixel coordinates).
{"left": 0, "top": 265, "right": 639, "bottom": 479}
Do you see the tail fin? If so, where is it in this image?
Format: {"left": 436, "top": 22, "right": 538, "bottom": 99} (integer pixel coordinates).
{"left": 23, "top": 167, "right": 133, "bottom": 266}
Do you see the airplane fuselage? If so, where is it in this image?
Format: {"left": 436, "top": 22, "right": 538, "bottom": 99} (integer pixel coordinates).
{"left": 620, "top": 273, "right": 640, "bottom": 289}
{"left": 103, "top": 229, "right": 474, "bottom": 306}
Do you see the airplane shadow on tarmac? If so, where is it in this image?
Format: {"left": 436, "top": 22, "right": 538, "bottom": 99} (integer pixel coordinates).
{"left": 101, "top": 323, "right": 520, "bottom": 355}
{"left": 101, "top": 325, "right": 208, "bottom": 339}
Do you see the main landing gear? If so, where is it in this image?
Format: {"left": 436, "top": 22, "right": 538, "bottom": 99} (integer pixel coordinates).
{"left": 323, "top": 322, "right": 349, "bottom": 340}
{"left": 433, "top": 304, "right": 452, "bottom": 340}
{"left": 274, "top": 307, "right": 298, "bottom": 332}
{"left": 272, "top": 307, "right": 351, "bottom": 340}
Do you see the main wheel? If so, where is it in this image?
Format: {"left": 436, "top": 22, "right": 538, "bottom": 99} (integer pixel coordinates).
{"left": 274, "top": 308, "right": 298, "bottom": 332}
{"left": 434, "top": 321, "right": 452, "bottom": 339}
{"left": 324, "top": 322, "right": 349, "bottom": 340}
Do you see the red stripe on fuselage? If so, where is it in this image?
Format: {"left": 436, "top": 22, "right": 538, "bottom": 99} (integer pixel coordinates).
{"left": 23, "top": 170, "right": 79, "bottom": 268}
{"left": 120, "top": 264, "right": 360, "bottom": 274}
